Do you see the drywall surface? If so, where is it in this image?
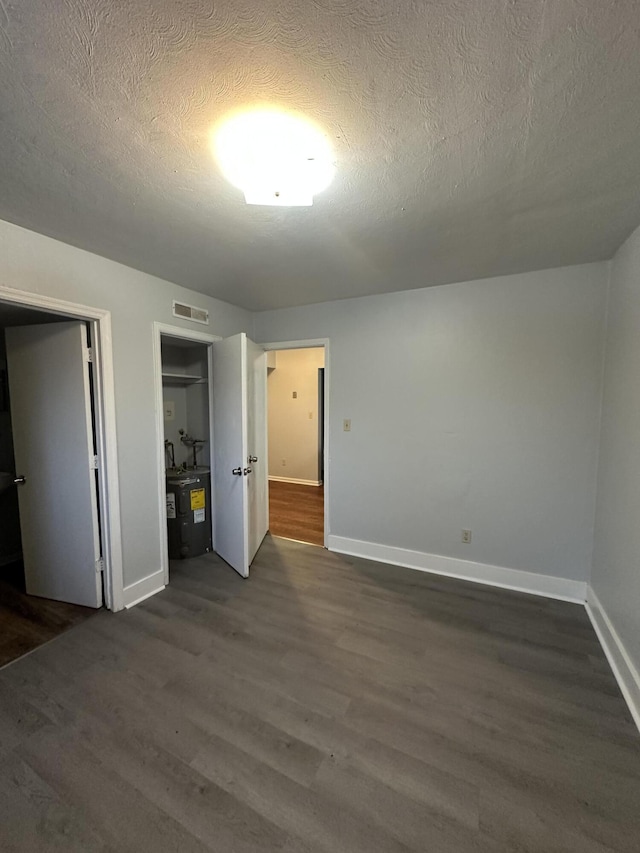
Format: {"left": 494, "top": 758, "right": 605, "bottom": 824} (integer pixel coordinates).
{"left": 592, "top": 224, "right": 640, "bottom": 669}
{"left": 161, "top": 343, "right": 210, "bottom": 469}
{"left": 1, "top": 3, "right": 640, "bottom": 310}
{"left": 162, "top": 385, "right": 188, "bottom": 464}
{"left": 255, "top": 263, "right": 608, "bottom": 582}
{"left": 0, "top": 218, "right": 252, "bottom": 589}
{"left": 267, "top": 348, "right": 325, "bottom": 482}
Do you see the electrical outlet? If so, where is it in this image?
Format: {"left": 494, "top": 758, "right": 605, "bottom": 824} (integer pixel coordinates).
{"left": 343, "top": 419, "right": 351, "bottom": 432}
{"left": 292, "top": 391, "right": 298, "bottom": 399}
{"left": 281, "top": 458, "right": 286, "bottom": 466}
{"left": 462, "top": 529, "right": 472, "bottom": 544}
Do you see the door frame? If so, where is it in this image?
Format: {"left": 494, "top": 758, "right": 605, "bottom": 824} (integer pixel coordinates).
{"left": 0, "top": 285, "right": 124, "bottom": 610}
{"left": 152, "top": 322, "right": 221, "bottom": 585}
{"left": 261, "top": 338, "right": 330, "bottom": 547}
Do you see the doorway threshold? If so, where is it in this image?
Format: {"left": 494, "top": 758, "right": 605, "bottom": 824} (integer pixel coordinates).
{"left": 271, "top": 534, "right": 325, "bottom": 548}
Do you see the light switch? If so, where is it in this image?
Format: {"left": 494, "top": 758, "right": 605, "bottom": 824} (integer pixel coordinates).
{"left": 164, "top": 401, "right": 175, "bottom": 421}
{"left": 343, "top": 419, "right": 351, "bottom": 432}
{"left": 292, "top": 391, "right": 298, "bottom": 399}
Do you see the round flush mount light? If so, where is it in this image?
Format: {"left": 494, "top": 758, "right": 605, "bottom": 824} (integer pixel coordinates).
{"left": 213, "top": 108, "right": 335, "bottom": 207}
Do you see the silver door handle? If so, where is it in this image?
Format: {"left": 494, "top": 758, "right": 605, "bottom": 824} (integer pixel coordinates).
{"left": 248, "top": 456, "right": 258, "bottom": 463}
{"left": 232, "top": 467, "right": 242, "bottom": 476}
{"left": 244, "top": 467, "right": 252, "bottom": 475}
{"left": 13, "top": 475, "right": 26, "bottom": 486}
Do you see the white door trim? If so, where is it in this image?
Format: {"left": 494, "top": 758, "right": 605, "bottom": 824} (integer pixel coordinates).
{"left": 260, "top": 338, "right": 330, "bottom": 547}
{"left": 152, "top": 322, "right": 222, "bottom": 585}
{"left": 0, "top": 285, "right": 124, "bottom": 611}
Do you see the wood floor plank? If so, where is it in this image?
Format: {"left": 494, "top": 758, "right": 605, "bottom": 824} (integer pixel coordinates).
{"left": 268, "top": 481, "right": 324, "bottom": 545}
{"left": 191, "top": 732, "right": 415, "bottom": 853}
{"left": 0, "top": 535, "right": 638, "bottom": 852}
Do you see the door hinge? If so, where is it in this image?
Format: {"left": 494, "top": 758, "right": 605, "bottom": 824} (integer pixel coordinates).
{"left": 86, "top": 347, "right": 93, "bottom": 363}
{"left": 95, "top": 558, "right": 105, "bottom": 574}
{"left": 91, "top": 455, "right": 99, "bottom": 470}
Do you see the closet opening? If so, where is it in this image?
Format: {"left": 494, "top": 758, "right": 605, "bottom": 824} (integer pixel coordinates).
{"left": 160, "top": 334, "right": 214, "bottom": 570}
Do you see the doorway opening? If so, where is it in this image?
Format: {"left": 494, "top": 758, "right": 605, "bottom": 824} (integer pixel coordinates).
{"left": 0, "top": 302, "right": 114, "bottom": 666}
{"left": 153, "top": 326, "right": 269, "bottom": 588}
{"left": 0, "top": 287, "right": 122, "bottom": 615}
{"left": 265, "top": 345, "right": 327, "bottom": 546}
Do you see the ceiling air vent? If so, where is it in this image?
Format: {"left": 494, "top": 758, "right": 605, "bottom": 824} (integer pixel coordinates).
{"left": 172, "top": 300, "right": 209, "bottom": 325}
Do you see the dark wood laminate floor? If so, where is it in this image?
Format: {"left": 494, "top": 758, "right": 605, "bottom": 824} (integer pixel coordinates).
{"left": 0, "top": 536, "right": 638, "bottom": 852}
{"left": 0, "top": 561, "right": 96, "bottom": 668}
{"left": 269, "top": 481, "right": 324, "bottom": 545}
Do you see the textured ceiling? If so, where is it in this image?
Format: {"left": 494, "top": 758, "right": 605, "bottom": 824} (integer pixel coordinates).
{"left": 0, "top": 1, "right": 639, "bottom": 311}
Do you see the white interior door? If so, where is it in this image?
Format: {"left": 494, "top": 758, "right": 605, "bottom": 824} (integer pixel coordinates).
{"left": 5, "top": 321, "right": 103, "bottom": 607}
{"left": 246, "top": 338, "right": 268, "bottom": 562}
{"left": 212, "top": 333, "right": 249, "bottom": 576}
{"left": 212, "top": 333, "right": 268, "bottom": 577}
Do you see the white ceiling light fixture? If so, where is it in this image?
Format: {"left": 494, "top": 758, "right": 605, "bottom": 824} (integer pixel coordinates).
{"left": 214, "top": 109, "right": 335, "bottom": 207}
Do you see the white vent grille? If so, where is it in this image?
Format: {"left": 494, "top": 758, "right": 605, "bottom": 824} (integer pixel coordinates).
{"left": 172, "top": 301, "right": 209, "bottom": 325}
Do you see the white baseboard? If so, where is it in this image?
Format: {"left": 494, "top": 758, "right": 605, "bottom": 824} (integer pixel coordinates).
{"left": 269, "top": 476, "right": 322, "bottom": 487}
{"left": 585, "top": 587, "right": 640, "bottom": 734}
{"left": 123, "top": 570, "right": 165, "bottom": 609}
{"left": 327, "top": 536, "right": 587, "bottom": 604}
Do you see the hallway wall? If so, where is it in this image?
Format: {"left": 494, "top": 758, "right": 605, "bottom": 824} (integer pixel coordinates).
{"left": 267, "top": 347, "right": 325, "bottom": 484}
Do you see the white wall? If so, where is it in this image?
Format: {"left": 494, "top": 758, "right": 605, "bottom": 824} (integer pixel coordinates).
{"left": 255, "top": 263, "right": 608, "bottom": 585}
{"left": 0, "top": 218, "right": 252, "bottom": 591}
{"left": 0, "top": 329, "right": 22, "bottom": 564}
{"left": 591, "top": 223, "right": 640, "bottom": 675}
{"left": 267, "top": 348, "right": 325, "bottom": 483}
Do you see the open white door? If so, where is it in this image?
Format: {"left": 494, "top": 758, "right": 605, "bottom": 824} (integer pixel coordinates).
{"left": 212, "top": 333, "right": 268, "bottom": 577}
{"left": 5, "top": 322, "right": 103, "bottom": 607}
{"left": 246, "top": 338, "right": 268, "bottom": 562}
{"left": 212, "top": 333, "right": 249, "bottom": 576}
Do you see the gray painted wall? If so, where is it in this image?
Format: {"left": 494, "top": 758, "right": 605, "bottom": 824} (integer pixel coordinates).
{"left": 0, "top": 213, "right": 616, "bottom": 598}
{"left": 0, "top": 218, "right": 252, "bottom": 589}
{"left": 254, "top": 263, "right": 609, "bottom": 582}
{"left": 592, "top": 223, "right": 640, "bottom": 670}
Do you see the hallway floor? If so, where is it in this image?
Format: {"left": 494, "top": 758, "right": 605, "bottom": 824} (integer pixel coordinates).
{"left": 268, "top": 481, "right": 324, "bottom": 546}
{"left": 0, "top": 560, "right": 96, "bottom": 668}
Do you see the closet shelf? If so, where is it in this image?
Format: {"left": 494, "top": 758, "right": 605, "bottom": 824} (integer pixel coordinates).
{"left": 161, "top": 372, "right": 206, "bottom": 386}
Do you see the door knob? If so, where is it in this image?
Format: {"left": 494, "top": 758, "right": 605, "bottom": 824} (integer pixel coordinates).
{"left": 244, "top": 467, "right": 252, "bottom": 475}
{"left": 248, "top": 455, "right": 258, "bottom": 463}
{"left": 232, "top": 467, "right": 242, "bottom": 476}
{"left": 13, "top": 475, "right": 26, "bottom": 486}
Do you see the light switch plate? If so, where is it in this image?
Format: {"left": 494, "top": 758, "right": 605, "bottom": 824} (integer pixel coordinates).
{"left": 164, "top": 401, "right": 175, "bottom": 421}
{"left": 343, "top": 419, "right": 351, "bottom": 432}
